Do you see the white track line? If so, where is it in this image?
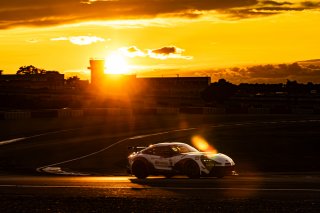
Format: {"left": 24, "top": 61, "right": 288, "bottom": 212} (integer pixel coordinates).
{"left": 0, "top": 137, "right": 26, "bottom": 146}
{"left": 0, "top": 127, "right": 87, "bottom": 146}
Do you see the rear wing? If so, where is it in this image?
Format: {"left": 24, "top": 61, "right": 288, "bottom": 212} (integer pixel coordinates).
{"left": 128, "top": 146, "right": 147, "bottom": 154}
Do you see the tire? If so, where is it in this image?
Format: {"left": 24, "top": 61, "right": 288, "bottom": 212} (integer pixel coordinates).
{"left": 184, "top": 160, "right": 200, "bottom": 179}
{"left": 132, "top": 161, "right": 149, "bottom": 179}
{"left": 215, "top": 172, "right": 225, "bottom": 178}
{"left": 214, "top": 168, "right": 225, "bottom": 178}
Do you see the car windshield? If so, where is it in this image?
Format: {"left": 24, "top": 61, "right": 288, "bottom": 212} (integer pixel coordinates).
{"left": 171, "top": 144, "right": 199, "bottom": 153}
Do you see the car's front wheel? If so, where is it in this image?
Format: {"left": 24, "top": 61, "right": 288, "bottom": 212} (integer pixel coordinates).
{"left": 184, "top": 160, "right": 200, "bottom": 179}
{"left": 215, "top": 172, "right": 225, "bottom": 178}
{"left": 132, "top": 161, "right": 149, "bottom": 179}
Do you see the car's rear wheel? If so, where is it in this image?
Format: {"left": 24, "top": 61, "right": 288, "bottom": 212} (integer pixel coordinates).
{"left": 132, "top": 161, "right": 149, "bottom": 179}
{"left": 184, "top": 160, "right": 200, "bottom": 179}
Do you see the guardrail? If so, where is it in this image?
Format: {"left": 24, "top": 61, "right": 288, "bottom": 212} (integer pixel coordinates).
{"left": 0, "top": 106, "right": 317, "bottom": 120}
{"left": 83, "top": 108, "right": 132, "bottom": 116}
{"left": 248, "top": 107, "right": 270, "bottom": 114}
{"left": 3, "top": 111, "right": 31, "bottom": 120}
{"left": 58, "top": 109, "right": 84, "bottom": 118}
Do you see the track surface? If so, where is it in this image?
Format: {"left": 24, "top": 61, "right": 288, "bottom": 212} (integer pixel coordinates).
{"left": 0, "top": 175, "right": 319, "bottom": 212}
{"left": 1, "top": 175, "right": 320, "bottom": 197}
{"left": 1, "top": 114, "right": 320, "bottom": 212}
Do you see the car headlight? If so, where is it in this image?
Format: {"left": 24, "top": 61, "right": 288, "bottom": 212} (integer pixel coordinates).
{"left": 200, "top": 156, "right": 221, "bottom": 168}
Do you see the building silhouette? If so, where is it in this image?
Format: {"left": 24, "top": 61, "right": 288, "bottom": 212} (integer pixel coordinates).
{"left": 0, "top": 71, "right": 64, "bottom": 90}
{"left": 89, "top": 59, "right": 105, "bottom": 89}
{"left": 87, "top": 59, "right": 210, "bottom": 106}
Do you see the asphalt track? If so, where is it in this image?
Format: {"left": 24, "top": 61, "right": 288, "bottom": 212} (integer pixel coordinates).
{"left": 0, "top": 115, "right": 320, "bottom": 212}
{"left": 0, "top": 175, "right": 319, "bottom": 212}
{"left": 1, "top": 175, "right": 320, "bottom": 198}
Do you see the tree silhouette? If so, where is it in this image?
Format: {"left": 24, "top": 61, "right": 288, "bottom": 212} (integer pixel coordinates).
{"left": 201, "top": 79, "right": 237, "bottom": 103}
{"left": 66, "top": 76, "right": 80, "bottom": 86}
{"left": 16, "top": 65, "right": 46, "bottom": 75}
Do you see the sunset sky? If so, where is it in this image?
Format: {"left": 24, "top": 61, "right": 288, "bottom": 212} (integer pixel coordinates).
{"left": 1, "top": 0, "right": 320, "bottom": 83}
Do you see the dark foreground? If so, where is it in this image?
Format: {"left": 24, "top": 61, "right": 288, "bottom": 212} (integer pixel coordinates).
{"left": 0, "top": 175, "right": 319, "bottom": 212}
{"left": 0, "top": 114, "right": 320, "bottom": 212}
{"left": 1, "top": 196, "right": 319, "bottom": 213}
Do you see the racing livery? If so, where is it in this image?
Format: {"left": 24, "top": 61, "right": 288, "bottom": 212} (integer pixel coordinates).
{"left": 127, "top": 142, "right": 236, "bottom": 179}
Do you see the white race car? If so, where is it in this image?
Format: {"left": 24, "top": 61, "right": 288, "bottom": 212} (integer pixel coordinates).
{"left": 127, "top": 142, "right": 236, "bottom": 179}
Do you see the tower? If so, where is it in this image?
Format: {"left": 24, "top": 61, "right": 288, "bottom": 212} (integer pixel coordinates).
{"left": 88, "top": 59, "right": 105, "bottom": 88}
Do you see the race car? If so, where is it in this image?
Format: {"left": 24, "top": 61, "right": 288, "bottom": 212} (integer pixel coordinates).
{"left": 127, "top": 142, "right": 235, "bottom": 179}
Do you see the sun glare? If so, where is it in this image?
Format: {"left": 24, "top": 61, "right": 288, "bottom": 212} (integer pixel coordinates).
{"left": 105, "top": 52, "right": 130, "bottom": 74}
{"left": 191, "top": 135, "right": 218, "bottom": 153}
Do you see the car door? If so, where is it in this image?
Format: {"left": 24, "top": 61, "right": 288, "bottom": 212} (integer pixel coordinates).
{"left": 149, "top": 146, "right": 176, "bottom": 170}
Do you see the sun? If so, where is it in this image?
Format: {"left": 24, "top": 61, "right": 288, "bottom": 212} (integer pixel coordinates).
{"left": 105, "top": 52, "right": 130, "bottom": 74}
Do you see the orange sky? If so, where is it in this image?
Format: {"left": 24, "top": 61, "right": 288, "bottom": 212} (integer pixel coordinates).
{"left": 0, "top": 0, "right": 320, "bottom": 83}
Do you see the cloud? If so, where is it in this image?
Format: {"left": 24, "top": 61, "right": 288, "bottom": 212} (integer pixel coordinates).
{"left": 81, "top": 0, "right": 119, "bottom": 4}
{"left": 0, "top": 0, "right": 276, "bottom": 29}
{"left": 224, "top": 0, "right": 320, "bottom": 19}
{"left": 120, "top": 46, "right": 192, "bottom": 60}
{"left": 261, "top": 1, "right": 293, "bottom": 6}
{"left": 119, "top": 46, "right": 146, "bottom": 57}
{"left": 51, "top": 37, "right": 68, "bottom": 41}
{"left": 301, "top": 1, "right": 320, "bottom": 8}
{"left": 151, "top": 47, "right": 180, "bottom": 55}
{"left": 206, "top": 63, "right": 320, "bottom": 83}
{"left": 1, "top": 1, "right": 318, "bottom": 29}
{"left": 51, "top": 36, "right": 105, "bottom": 45}
{"left": 148, "top": 46, "right": 193, "bottom": 60}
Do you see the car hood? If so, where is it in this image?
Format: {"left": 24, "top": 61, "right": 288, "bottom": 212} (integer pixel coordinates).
{"left": 183, "top": 152, "right": 235, "bottom": 165}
